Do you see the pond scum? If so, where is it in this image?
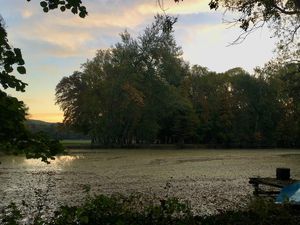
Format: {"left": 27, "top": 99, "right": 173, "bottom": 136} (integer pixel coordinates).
{"left": 1, "top": 191, "right": 300, "bottom": 225}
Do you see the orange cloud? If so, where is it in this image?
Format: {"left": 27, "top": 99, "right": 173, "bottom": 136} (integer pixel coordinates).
{"left": 12, "top": 0, "right": 215, "bottom": 59}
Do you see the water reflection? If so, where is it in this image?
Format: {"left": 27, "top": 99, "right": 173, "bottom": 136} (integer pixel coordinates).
{"left": 23, "top": 155, "right": 83, "bottom": 169}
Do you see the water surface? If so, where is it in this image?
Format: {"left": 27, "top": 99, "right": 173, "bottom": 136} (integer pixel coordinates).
{"left": 1, "top": 149, "right": 300, "bottom": 215}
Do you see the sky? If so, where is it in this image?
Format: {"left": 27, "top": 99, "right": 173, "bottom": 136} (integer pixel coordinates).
{"left": 1, "top": 0, "right": 278, "bottom": 123}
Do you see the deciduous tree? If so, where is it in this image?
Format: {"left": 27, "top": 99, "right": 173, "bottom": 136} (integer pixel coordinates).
{"left": 0, "top": 17, "right": 64, "bottom": 162}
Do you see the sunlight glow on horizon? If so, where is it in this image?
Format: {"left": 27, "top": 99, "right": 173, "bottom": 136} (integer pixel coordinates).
{"left": 27, "top": 113, "right": 64, "bottom": 123}
{"left": 24, "top": 155, "right": 83, "bottom": 167}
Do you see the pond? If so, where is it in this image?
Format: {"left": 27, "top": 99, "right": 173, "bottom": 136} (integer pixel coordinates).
{"left": 1, "top": 149, "right": 300, "bottom": 215}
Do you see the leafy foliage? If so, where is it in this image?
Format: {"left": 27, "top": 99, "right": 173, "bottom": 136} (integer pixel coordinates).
{"left": 1, "top": 194, "right": 300, "bottom": 225}
{"left": 56, "top": 15, "right": 195, "bottom": 146}
{"left": 27, "top": 0, "right": 88, "bottom": 18}
{"left": 207, "top": 0, "right": 299, "bottom": 62}
{"left": 0, "top": 91, "right": 27, "bottom": 144}
{"left": 0, "top": 17, "right": 64, "bottom": 162}
{"left": 0, "top": 17, "right": 27, "bottom": 92}
{"left": 0, "top": 91, "right": 65, "bottom": 162}
{"left": 261, "top": 62, "right": 300, "bottom": 146}
{"left": 183, "top": 64, "right": 300, "bottom": 147}
{"left": 174, "top": 0, "right": 300, "bottom": 62}
{"left": 55, "top": 16, "right": 300, "bottom": 148}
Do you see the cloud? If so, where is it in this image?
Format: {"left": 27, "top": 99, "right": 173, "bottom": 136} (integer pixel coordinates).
{"left": 176, "top": 23, "right": 228, "bottom": 45}
{"left": 177, "top": 12, "right": 222, "bottom": 26}
{"left": 15, "top": 19, "right": 95, "bottom": 57}
{"left": 9, "top": 6, "right": 148, "bottom": 58}
{"left": 178, "top": 23, "right": 276, "bottom": 73}
{"left": 22, "top": 9, "right": 33, "bottom": 18}
{"left": 18, "top": 38, "right": 84, "bottom": 58}
{"left": 7, "top": 0, "right": 217, "bottom": 60}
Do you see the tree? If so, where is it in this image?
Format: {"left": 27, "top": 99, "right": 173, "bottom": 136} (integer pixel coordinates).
{"left": 0, "top": 91, "right": 27, "bottom": 151}
{"left": 0, "top": 0, "right": 102, "bottom": 161}
{"left": 182, "top": 68, "right": 236, "bottom": 145}
{"left": 0, "top": 0, "right": 88, "bottom": 92}
{"left": 0, "top": 16, "right": 64, "bottom": 162}
{"left": 56, "top": 15, "right": 193, "bottom": 146}
{"left": 157, "top": 89, "right": 199, "bottom": 144}
{"left": 0, "top": 16, "right": 27, "bottom": 92}
{"left": 227, "top": 69, "right": 281, "bottom": 147}
{"left": 0, "top": 89, "right": 64, "bottom": 162}
{"left": 261, "top": 62, "right": 300, "bottom": 146}
{"left": 4, "top": 0, "right": 300, "bottom": 149}
{"left": 180, "top": 65, "right": 289, "bottom": 147}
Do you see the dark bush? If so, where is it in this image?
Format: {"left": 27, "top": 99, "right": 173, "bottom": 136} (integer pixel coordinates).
{"left": 1, "top": 195, "right": 300, "bottom": 225}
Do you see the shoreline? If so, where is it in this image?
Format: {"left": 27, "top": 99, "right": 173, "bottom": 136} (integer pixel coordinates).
{"left": 62, "top": 142, "right": 300, "bottom": 150}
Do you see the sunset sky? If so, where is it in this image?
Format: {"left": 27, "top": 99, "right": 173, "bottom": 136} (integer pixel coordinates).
{"left": 1, "top": 0, "right": 277, "bottom": 122}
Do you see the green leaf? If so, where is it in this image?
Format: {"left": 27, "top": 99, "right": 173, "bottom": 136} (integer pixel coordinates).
{"left": 4, "top": 64, "right": 13, "bottom": 73}
{"left": 49, "top": 3, "right": 57, "bottom": 9}
{"left": 5, "top": 50, "right": 14, "bottom": 58}
{"left": 17, "top": 66, "right": 26, "bottom": 74}
{"left": 79, "top": 6, "right": 86, "bottom": 11}
{"left": 71, "top": 7, "right": 78, "bottom": 14}
{"left": 14, "top": 48, "right": 25, "bottom": 65}
{"left": 14, "top": 48, "right": 22, "bottom": 58}
{"left": 79, "top": 11, "right": 86, "bottom": 18}
{"left": 40, "top": 1, "right": 47, "bottom": 8}
{"left": 18, "top": 59, "right": 25, "bottom": 66}
{"left": 43, "top": 7, "right": 49, "bottom": 13}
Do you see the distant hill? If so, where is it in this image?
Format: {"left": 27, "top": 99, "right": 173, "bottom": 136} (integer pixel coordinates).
{"left": 25, "top": 119, "right": 89, "bottom": 140}
{"left": 25, "top": 119, "right": 59, "bottom": 126}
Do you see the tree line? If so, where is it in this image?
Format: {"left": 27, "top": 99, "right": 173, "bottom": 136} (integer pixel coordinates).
{"left": 1, "top": 0, "right": 298, "bottom": 159}
{"left": 55, "top": 15, "right": 300, "bottom": 148}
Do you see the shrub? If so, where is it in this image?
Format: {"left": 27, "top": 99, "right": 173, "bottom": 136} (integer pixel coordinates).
{"left": 1, "top": 195, "right": 299, "bottom": 225}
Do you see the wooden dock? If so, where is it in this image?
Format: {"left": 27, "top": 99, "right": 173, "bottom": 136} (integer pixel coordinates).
{"left": 249, "top": 177, "right": 300, "bottom": 197}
